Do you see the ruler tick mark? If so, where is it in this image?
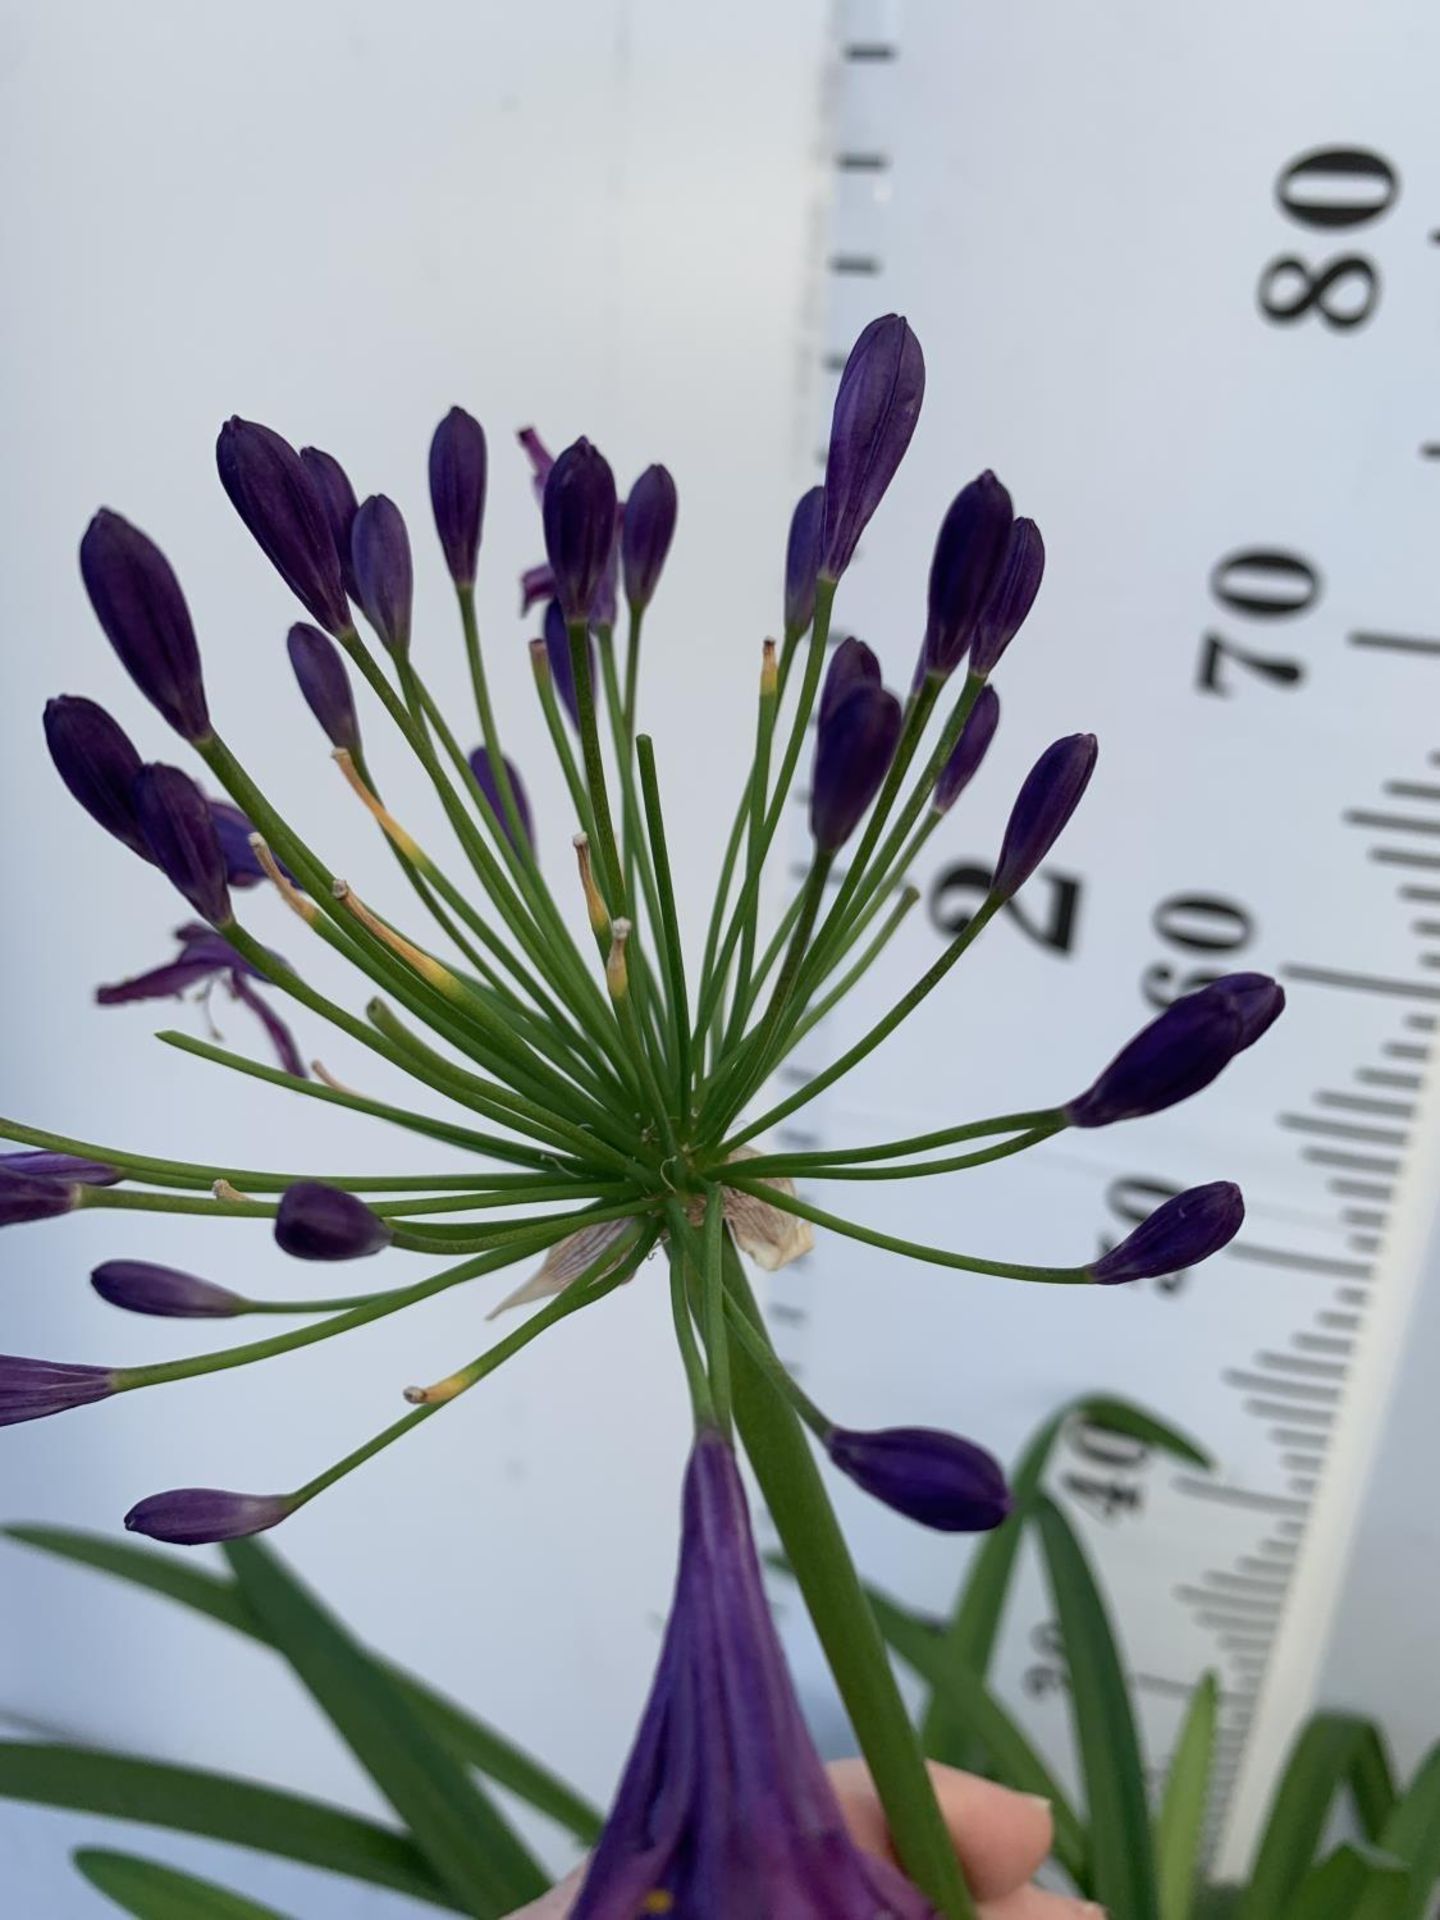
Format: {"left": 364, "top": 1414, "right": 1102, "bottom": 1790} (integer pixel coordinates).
{"left": 1349, "top": 631, "right": 1440, "bottom": 656}
{"left": 1284, "top": 962, "right": 1440, "bottom": 1001}
{"left": 1280, "top": 1112, "right": 1409, "bottom": 1146}
{"left": 1318, "top": 1090, "right": 1416, "bottom": 1118}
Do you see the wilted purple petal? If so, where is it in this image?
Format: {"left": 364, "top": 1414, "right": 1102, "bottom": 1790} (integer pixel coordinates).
{"left": 125, "top": 1486, "right": 294, "bottom": 1546}
{"left": 520, "top": 562, "right": 556, "bottom": 615}
{"left": 79, "top": 512, "right": 210, "bottom": 743}
{"left": 517, "top": 426, "right": 554, "bottom": 502}
{"left": 97, "top": 925, "right": 304, "bottom": 1077}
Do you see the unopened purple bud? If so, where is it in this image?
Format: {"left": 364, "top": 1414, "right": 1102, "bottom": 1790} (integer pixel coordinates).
{"left": 0, "top": 1356, "right": 115, "bottom": 1426}
{"left": 0, "top": 1170, "right": 85, "bottom": 1226}
{"left": 43, "top": 696, "right": 149, "bottom": 858}
{"left": 133, "top": 764, "right": 232, "bottom": 925}
{"left": 992, "top": 734, "right": 1097, "bottom": 900}
{"left": 970, "top": 517, "right": 1045, "bottom": 679}
{"left": 810, "top": 682, "right": 903, "bottom": 854}
{"left": 934, "top": 685, "right": 1000, "bottom": 815}
{"left": 826, "top": 1425, "right": 1011, "bottom": 1532}
{"left": 0, "top": 1152, "right": 118, "bottom": 1186}
{"left": 287, "top": 624, "right": 360, "bottom": 753}
{"left": 818, "top": 637, "right": 882, "bottom": 730}
{"left": 428, "top": 406, "right": 488, "bottom": 588}
{"left": 207, "top": 798, "right": 270, "bottom": 889}
{"left": 125, "top": 1486, "right": 294, "bottom": 1546}
{"left": 468, "top": 747, "right": 534, "bottom": 853}
{"left": 217, "top": 418, "right": 351, "bottom": 638}
{"left": 784, "top": 486, "right": 824, "bottom": 635}
{"left": 517, "top": 426, "right": 554, "bottom": 502}
{"left": 920, "top": 473, "right": 1014, "bottom": 681}
{"left": 79, "top": 511, "right": 210, "bottom": 743}
{"left": 543, "top": 439, "right": 619, "bottom": 624}
{"left": 299, "top": 446, "right": 361, "bottom": 604}
{"left": 820, "top": 315, "right": 925, "bottom": 581}
{"left": 92, "top": 1259, "right": 245, "bottom": 1318}
{"left": 275, "top": 1181, "right": 392, "bottom": 1260}
{"left": 1091, "top": 1180, "right": 1244, "bottom": 1284}
{"left": 543, "top": 599, "right": 593, "bottom": 730}
{"left": 350, "top": 495, "right": 413, "bottom": 656}
{"left": 622, "top": 465, "right": 678, "bottom": 614}
{"left": 592, "top": 503, "right": 623, "bottom": 630}
{"left": 1067, "top": 974, "right": 1285, "bottom": 1129}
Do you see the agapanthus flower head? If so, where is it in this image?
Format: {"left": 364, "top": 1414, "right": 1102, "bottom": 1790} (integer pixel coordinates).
{"left": 826, "top": 1423, "right": 1012, "bottom": 1533}
{"left": 429, "top": 406, "right": 488, "bottom": 589}
{"left": 275, "top": 1181, "right": 392, "bottom": 1260}
{"left": 43, "top": 695, "right": 149, "bottom": 858}
{"left": 784, "top": 484, "right": 824, "bottom": 635}
{"left": 0, "top": 1357, "right": 115, "bottom": 1426}
{"left": 820, "top": 314, "right": 925, "bottom": 582}
{"left": 0, "top": 1169, "right": 86, "bottom": 1227}
{"left": 542, "top": 598, "right": 594, "bottom": 730}
{"left": 933, "top": 684, "right": 1000, "bottom": 815}
{"left": 125, "top": 1487, "right": 293, "bottom": 1546}
{"left": 1091, "top": 1180, "right": 1244, "bottom": 1284}
{"left": 350, "top": 494, "right": 414, "bottom": 656}
{"left": 286, "top": 623, "right": 361, "bottom": 754}
{"left": 621, "top": 464, "right": 678, "bottom": 615}
{"left": 92, "top": 1260, "right": 244, "bottom": 1319}
{"left": 468, "top": 747, "right": 534, "bottom": 854}
{"left": 991, "top": 732, "right": 1098, "bottom": 900}
{"left": 543, "top": 438, "right": 619, "bottom": 625}
{"left": 573, "top": 1428, "right": 933, "bottom": 1919}
{"left": 216, "top": 418, "right": 351, "bottom": 638}
{"left": 133, "top": 765, "right": 232, "bottom": 926}
{"left": 970, "top": 516, "right": 1045, "bottom": 679}
{"left": 78, "top": 511, "right": 210, "bottom": 743}
{"left": 96, "top": 923, "right": 304, "bottom": 1077}
{"left": 0, "top": 1152, "right": 118, "bottom": 1187}
{"left": 810, "top": 672, "right": 903, "bottom": 854}
{"left": 1067, "top": 973, "right": 1286, "bottom": 1128}
{"left": 298, "top": 445, "right": 362, "bottom": 604}
{"left": 920, "top": 471, "right": 1014, "bottom": 681}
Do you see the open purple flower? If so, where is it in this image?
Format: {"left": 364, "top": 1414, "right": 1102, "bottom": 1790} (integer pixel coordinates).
{"left": 1067, "top": 974, "right": 1285, "bottom": 1128}
{"left": 1091, "top": 1181, "right": 1244, "bottom": 1284}
{"left": 573, "top": 1428, "right": 934, "bottom": 1918}
{"left": 826, "top": 1424, "right": 1012, "bottom": 1533}
{"left": 44, "top": 696, "right": 150, "bottom": 858}
{"left": 275, "top": 1181, "right": 391, "bottom": 1260}
{"left": 351, "top": 494, "right": 413, "bottom": 656}
{"left": 468, "top": 747, "right": 534, "bottom": 854}
{"left": 933, "top": 685, "right": 1000, "bottom": 815}
{"left": 125, "top": 1487, "right": 294, "bottom": 1546}
{"left": 78, "top": 512, "right": 210, "bottom": 743}
{"left": 97, "top": 923, "right": 304, "bottom": 1077}
{"left": 92, "top": 1260, "right": 245, "bottom": 1319}
{"left": 299, "top": 446, "right": 362, "bottom": 605}
{"left": 0, "top": 1357, "right": 116, "bottom": 1426}
{"left": 820, "top": 315, "right": 925, "bottom": 582}
{"left": 217, "top": 418, "right": 352, "bottom": 638}
{"left": 0, "top": 1152, "right": 118, "bottom": 1187}
{"left": 429, "top": 406, "right": 488, "bottom": 589}
{"left": 784, "top": 485, "right": 824, "bottom": 636}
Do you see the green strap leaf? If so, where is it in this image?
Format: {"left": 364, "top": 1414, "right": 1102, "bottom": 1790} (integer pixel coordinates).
{"left": 1237, "top": 1715, "right": 1398, "bottom": 1920}
{"left": 73, "top": 1848, "right": 295, "bottom": 1919}
{"left": 223, "top": 1539, "right": 546, "bottom": 1918}
{"left": 1359, "top": 1743, "right": 1440, "bottom": 1920}
{"left": 863, "top": 1583, "right": 1090, "bottom": 1890}
{"left": 0, "top": 1743, "right": 457, "bottom": 1910}
{"left": 5, "top": 1524, "right": 601, "bottom": 1844}
{"left": 1033, "top": 1494, "right": 1160, "bottom": 1920}
{"left": 1156, "top": 1672, "right": 1218, "bottom": 1920}
{"left": 1281, "top": 1843, "right": 1409, "bottom": 1920}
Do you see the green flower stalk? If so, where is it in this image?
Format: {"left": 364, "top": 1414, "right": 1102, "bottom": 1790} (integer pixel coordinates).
{"left": 6, "top": 314, "right": 1279, "bottom": 1916}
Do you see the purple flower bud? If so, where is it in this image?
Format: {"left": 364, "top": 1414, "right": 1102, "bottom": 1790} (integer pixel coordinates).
{"left": 621, "top": 465, "right": 678, "bottom": 614}
{"left": 591, "top": 503, "right": 623, "bottom": 630}
{"left": 133, "top": 764, "right": 232, "bottom": 925}
{"left": 826, "top": 1424, "right": 1012, "bottom": 1532}
{"left": 275, "top": 1181, "right": 392, "bottom": 1260}
{"left": 820, "top": 315, "right": 925, "bottom": 581}
{"left": 810, "top": 682, "right": 903, "bottom": 854}
{"left": 298, "top": 446, "right": 361, "bottom": 604}
{"left": 125, "top": 1487, "right": 293, "bottom": 1546}
{"left": 1067, "top": 973, "right": 1285, "bottom": 1129}
{"left": 543, "top": 439, "right": 618, "bottom": 624}
{"left": 934, "top": 685, "right": 1000, "bottom": 814}
{"left": 0, "top": 1356, "right": 116, "bottom": 1427}
{"left": 216, "top": 418, "right": 351, "bottom": 638}
{"left": 428, "top": 406, "right": 488, "bottom": 588}
{"left": 207, "top": 798, "right": 271, "bottom": 889}
{"left": 543, "top": 599, "right": 594, "bottom": 731}
{"left": 78, "top": 511, "right": 210, "bottom": 742}
{"left": 920, "top": 473, "right": 1014, "bottom": 681}
{"left": 517, "top": 426, "right": 554, "bottom": 501}
{"left": 467, "top": 747, "right": 534, "bottom": 854}
{"left": 970, "top": 518, "right": 1045, "bottom": 679}
{"left": 1091, "top": 1180, "right": 1244, "bottom": 1284}
{"left": 992, "top": 734, "right": 1098, "bottom": 900}
{"left": 92, "top": 1259, "right": 245, "bottom": 1318}
{"left": 43, "top": 696, "right": 149, "bottom": 859}
{"left": 0, "top": 1169, "right": 85, "bottom": 1227}
{"left": 350, "top": 495, "right": 413, "bottom": 657}
{"left": 818, "top": 636, "right": 882, "bottom": 730}
{"left": 0, "top": 1152, "right": 118, "bottom": 1186}
{"left": 520, "top": 563, "right": 556, "bottom": 614}
{"left": 784, "top": 485, "right": 824, "bottom": 635}
{"left": 287, "top": 624, "right": 360, "bottom": 754}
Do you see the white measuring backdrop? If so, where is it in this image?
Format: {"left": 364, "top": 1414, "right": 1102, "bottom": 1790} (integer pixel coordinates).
{"left": 770, "top": 0, "right": 1440, "bottom": 1875}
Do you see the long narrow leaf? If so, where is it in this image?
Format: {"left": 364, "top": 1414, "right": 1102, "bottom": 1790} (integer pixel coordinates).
{"left": 1282, "top": 1843, "right": 1408, "bottom": 1920}
{"left": 74, "top": 1848, "right": 294, "bottom": 1919}
{"left": 1157, "top": 1672, "right": 1218, "bottom": 1920}
{"left": 864, "top": 1583, "right": 1090, "bottom": 1890}
{"left": 224, "top": 1539, "right": 545, "bottom": 1918}
{"left": 0, "top": 1744, "right": 457, "bottom": 1910}
{"left": 1359, "top": 1744, "right": 1440, "bottom": 1920}
{"left": 1034, "top": 1494, "right": 1160, "bottom": 1920}
{"left": 5, "top": 1523, "right": 601, "bottom": 1843}
{"left": 1237, "top": 1715, "right": 1397, "bottom": 1920}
